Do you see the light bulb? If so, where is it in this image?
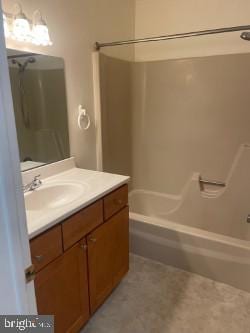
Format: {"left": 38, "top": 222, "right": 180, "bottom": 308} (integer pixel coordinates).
{"left": 32, "top": 11, "right": 52, "bottom": 46}
{"left": 3, "top": 13, "right": 10, "bottom": 38}
{"left": 13, "top": 11, "right": 31, "bottom": 42}
{"left": 32, "top": 22, "right": 52, "bottom": 46}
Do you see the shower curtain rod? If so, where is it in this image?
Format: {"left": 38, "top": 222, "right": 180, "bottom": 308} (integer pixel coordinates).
{"left": 95, "top": 25, "right": 250, "bottom": 50}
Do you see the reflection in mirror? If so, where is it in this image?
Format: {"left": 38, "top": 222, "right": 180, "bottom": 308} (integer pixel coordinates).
{"left": 7, "top": 49, "right": 70, "bottom": 172}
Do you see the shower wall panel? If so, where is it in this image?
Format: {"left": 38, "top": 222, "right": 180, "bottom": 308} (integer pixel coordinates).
{"left": 100, "top": 54, "right": 132, "bottom": 177}
{"left": 132, "top": 53, "right": 250, "bottom": 194}
{"left": 100, "top": 53, "right": 250, "bottom": 195}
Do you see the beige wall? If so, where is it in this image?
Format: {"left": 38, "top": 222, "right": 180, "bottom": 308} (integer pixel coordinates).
{"left": 135, "top": 0, "right": 250, "bottom": 61}
{"left": 2, "top": 0, "right": 135, "bottom": 169}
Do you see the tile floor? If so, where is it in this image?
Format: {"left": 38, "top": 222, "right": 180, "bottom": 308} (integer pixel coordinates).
{"left": 82, "top": 254, "right": 250, "bottom": 333}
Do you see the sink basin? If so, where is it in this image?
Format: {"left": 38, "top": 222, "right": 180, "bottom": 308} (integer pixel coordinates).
{"left": 25, "top": 182, "right": 86, "bottom": 211}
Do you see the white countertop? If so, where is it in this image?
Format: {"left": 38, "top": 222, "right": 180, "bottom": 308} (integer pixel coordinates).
{"left": 26, "top": 167, "right": 129, "bottom": 239}
{"left": 21, "top": 161, "right": 45, "bottom": 172}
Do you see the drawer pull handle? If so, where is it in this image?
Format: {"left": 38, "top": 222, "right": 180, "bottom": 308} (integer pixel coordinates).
{"left": 89, "top": 237, "right": 97, "bottom": 243}
{"left": 80, "top": 244, "right": 88, "bottom": 250}
{"left": 34, "top": 255, "right": 44, "bottom": 262}
{"left": 114, "top": 199, "right": 123, "bottom": 205}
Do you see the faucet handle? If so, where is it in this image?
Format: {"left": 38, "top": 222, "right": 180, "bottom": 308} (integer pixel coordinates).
{"left": 34, "top": 175, "right": 42, "bottom": 185}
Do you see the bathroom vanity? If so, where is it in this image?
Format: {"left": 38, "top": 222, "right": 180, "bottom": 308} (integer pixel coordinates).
{"left": 24, "top": 159, "right": 129, "bottom": 333}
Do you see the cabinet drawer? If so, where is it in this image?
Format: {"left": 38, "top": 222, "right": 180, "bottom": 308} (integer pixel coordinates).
{"left": 62, "top": 200, "right": 103, "bottom": 250}
{"left": 30, "top": 225, "right": 63, "bottom": 272}
{"left": 103, "top": 185, "right": 128, "bottom": 220}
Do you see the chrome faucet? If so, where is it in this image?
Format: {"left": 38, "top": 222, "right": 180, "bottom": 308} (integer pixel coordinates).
{"left": 23, "top": 175, "right": 42, "bottom": 193}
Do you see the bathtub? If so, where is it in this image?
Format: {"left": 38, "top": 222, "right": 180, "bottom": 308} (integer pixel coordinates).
{"left": 129, "top": 189, "right": 250, "bottom": 292}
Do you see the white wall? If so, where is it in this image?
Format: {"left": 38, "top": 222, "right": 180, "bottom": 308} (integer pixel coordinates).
{"left": 2, "top": 0, "right": 135, "bottom": 169}
{"left": 135, "top": 0, "right": 250, "bottom": 61}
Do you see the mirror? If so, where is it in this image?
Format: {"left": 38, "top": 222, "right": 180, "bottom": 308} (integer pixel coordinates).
{"left": 7, "top": 49, "right": 70, "bottom": 172}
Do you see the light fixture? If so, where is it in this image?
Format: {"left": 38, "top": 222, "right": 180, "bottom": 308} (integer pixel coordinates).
{"left": 32, "top": 10, "right": 52, "bottom": 46}
{"left": 12, "top": 4, "right": 31, "bottom": 42}
{"left": 2, "top": 13, "right": 10, "bottom": 38}
{"left": 2, "top": 4, "right": 52, "bottom": 46}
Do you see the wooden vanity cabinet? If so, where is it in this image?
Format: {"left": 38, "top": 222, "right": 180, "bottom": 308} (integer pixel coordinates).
{"left": 30, "top": 184, "right": 129, "bottom": 333}
{"left": 34, "top": 239, "right": 90, "bottom": 333}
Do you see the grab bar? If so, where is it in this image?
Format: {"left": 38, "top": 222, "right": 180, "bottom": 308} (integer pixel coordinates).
{"left": 199, "top": 177, "right": 226, "bottom": 187}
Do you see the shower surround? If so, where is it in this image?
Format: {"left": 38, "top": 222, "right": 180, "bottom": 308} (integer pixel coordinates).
{"left": 100, "top": 52, "right": 250, "bottom": 291}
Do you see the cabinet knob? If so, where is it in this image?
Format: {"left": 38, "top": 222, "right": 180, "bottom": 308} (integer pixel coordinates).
{"left": 80, "top": 244, "right": 88, "bottom": 250}
{"left": 114, "top": 199, "right": 123, "bottom": 205}
{"left": 89, "top": 237, "right": 97, "bottom": 243}
{"left": 34, "top": 255, "right": 44, "bottom": 262}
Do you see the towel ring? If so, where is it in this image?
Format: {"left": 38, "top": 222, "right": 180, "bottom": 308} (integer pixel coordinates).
{"left": 78, "top": 105, "right": 91, "bottom": 130}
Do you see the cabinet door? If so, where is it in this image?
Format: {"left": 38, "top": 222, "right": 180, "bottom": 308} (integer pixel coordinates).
{"left": 87, "top": 219, "right": 114, "bottom": 313}
{"left": 112, "top": 206, "right": 129, "bottom": 287}
{"left": 87, "top": 207, "right": 129, "bottom": 314}
{"left": 35, "top": 240, "right": 89, "bottom": 333}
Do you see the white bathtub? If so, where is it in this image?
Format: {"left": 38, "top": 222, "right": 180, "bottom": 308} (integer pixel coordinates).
{"left": 129, "top": 189, "right": 250, "bottom": 292}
